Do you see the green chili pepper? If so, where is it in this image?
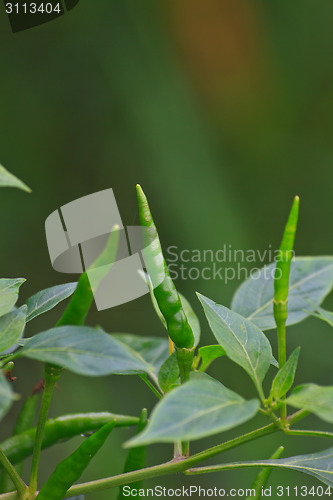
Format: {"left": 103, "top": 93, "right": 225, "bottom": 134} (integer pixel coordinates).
{"left": 56, "top": 226, "right": 119, "bottom": 327}
{"left": 117, "top": 409, "right": 148, "bottom": 500}
{"left": 273, "top": 196, "right": 299, "bottom": 426}
{"left": 0, "top": 412, "right": 139, "bottom": 467}
{"left": 136, "top": 185, "right": 194, "bottom": 350}
{"left": 274, "top": 195, "right": 299, "bottom": 303}
{"left": 36, "top": 420, "right": 116, "bottom": 500}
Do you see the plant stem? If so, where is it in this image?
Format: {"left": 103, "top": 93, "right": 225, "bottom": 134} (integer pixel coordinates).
{"left": 274, "top": 299, "right": 288, "bottom": 425}
{"left": 0, "top": 449, "right": 26, "bottom": 497}
{"left": 287, "top": 408, "right": 310, "bottom": 424}
{"left": 285, "top": 429, "right": 333, "bottom": 439}
{"left": 139, "top": 375, "right": 162, "bottom": 399}
{"left": 0, "top": 410, "right": 311, "bottom": 500}
{"left": 29, "top": 365, "right": 61, "bottom": 494}
{"left": 175, "top": 347, "right": 194, "bottom": 457}
{"left": 173, "top": 442, "right": 182, "bottom": 459}
{"left": 64, "top": 422, "right": 278, "bottom": 496}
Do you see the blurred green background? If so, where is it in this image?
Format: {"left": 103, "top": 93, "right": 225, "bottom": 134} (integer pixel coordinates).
{"left": 0, "top": 0, "right": 333, "bottom": 497}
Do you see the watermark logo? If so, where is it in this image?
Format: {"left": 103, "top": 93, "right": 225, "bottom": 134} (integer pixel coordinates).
{"left": 165, "top": 246, "right": 290, "bottom": 283}
{"left": 46, "top": 190, "right": 293, "bottom": 310}
{"left": 3, "top": 0, "right": 80, "bottom": 33}
{"left": 45, "top": 189, "right": 165, "bottom": 311}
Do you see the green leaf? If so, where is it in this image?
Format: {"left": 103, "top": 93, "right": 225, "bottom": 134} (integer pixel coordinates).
{"left": 25, "top": 283, "right": 77, "bottom": 322}
{"left": 158, "top": 352, "right": 179, "bottom": 393}
{"left": 112, "top": 333, "right": 169, "bottom": 383}
{"left": 0, "top": 279, "right": 25, "bottom": 318}
{"left": 0, "top": 373, "right": 15, "bottom": 420}
{"left": 287, "top": 384, "right": 333, "bottom": 423}
{"left": 190, "top": 447, "right": 333, "bottom": 489}
{"left": 197, "top": 293, "right": 272, "bottom": 397}
{"left": 198, "top": 345, "right": 226, "bottom": 372}
{"left": 180, "top": 293, "right": 201, "bottom": 347}
{"left": 270, "top": 356, "right": 279, "bottom": 369}
{"left": 17, "top": 327, "right": 156, "bottom": 377}
{"left": 271, "top": 347, "right": 300, "bottom": 401}
{"left": 125, "top": 376, "right": 259, "bottom": 446}
{"left": 140, "top": 271, "right": 200, "bottom": 346}
{"left": 0, "top": 306, "right": 27, "bottom": 353}
{"left": 308, "top": 307, "right": 333, "bottom": 327}
{"left": 231, "top": 257, "right": 333, "bottom": 330}
{"left": 0, "top": 164, "right": 31, "bottom": 192}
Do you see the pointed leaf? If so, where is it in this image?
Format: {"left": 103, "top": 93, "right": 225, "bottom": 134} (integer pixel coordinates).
{"left": 197, "top": 293, "right": 272, "bottom": 396}
{"left": 287, "top": 384, "right": 333, "bottom": 423}
{"left": 308, "top": 307, "right": 333, "bottom": 327}
{"left": 17, "top": 327, "right": 156, "bottom": 377}
{"left": 126, "top": 376, "right": 259, "bottom": 446}
{"left": 231, "top": 257, "right": 333, "bottom": 330}
{"left": 158, "top": 352, "right": 179, "bottom": 393}
{"left": 26, "top": 283, "right": 77, "bottom": 322}
{"left": 0, "top": 164, "right": 31, "bottom": 192}
{"left": 270, "top": 356, "right": 279, "bottom": 369}
{"left": 179, "top": 293, "right": 201, "bottom": 347}
{"left": 198, "top": 345, "right": 226, "bottom": 372}
{"left": 271, "top": 347, "right": 300, "bottom": 401}
{"left": 0, "top": 279, "right": 25, "bottom": 318}
{"left": 0, "top": 306, "right": 27, "bottom": 353}
{"left": 0, "top": 373, "right": 15, "bottom": 420}
{"left": 112, "top": 333, "right": 169, "bottom": 383}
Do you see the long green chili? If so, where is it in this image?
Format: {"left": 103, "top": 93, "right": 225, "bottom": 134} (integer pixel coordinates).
{"left": 136, "top": 185, "right": 194, "bottom": 350}
{"left": 0, "top": 412, "right": 139, "bottom": 468}
{"left": 136, "top": 185, "right": 195, "bottom": 457}
{"left": 36, "top": 420, "right": 116, "bottom": 500}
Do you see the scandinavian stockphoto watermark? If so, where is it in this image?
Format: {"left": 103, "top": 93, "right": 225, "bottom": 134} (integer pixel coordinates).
{"left": 45, "top": 190, "right": 293, "bottom": 310}
{"left": 165, "top": 245, "right": 291, "bottom": 283}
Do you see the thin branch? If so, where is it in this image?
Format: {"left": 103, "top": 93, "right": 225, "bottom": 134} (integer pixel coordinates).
{"left": 285, "top": 429, "right": 333, "bottom": 439}
{"left": 139, "top": 375, "right": 162, "bottom": 399}
{"left": 64, "top": 421, "right": 278, "bottom": 497}
{"left": 0, "top": 448, "right": 26, "bottom": 497}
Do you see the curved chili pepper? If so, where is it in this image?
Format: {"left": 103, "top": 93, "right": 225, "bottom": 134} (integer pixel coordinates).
{"left": 36, "top": 420, "right": 116, "bottom": 500}
{"left": 136, "top": 185, "right": 194, "bottom": 350}
{"left": 0, "top": 412, "right": 139, "bottom": 467}
{"left": 274, "top": 195, "right": 300, "bottom": 303}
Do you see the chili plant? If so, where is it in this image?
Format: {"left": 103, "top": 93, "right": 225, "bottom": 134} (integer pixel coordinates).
{"left": 1, "top": 164, "right": 333, "bottom": 499}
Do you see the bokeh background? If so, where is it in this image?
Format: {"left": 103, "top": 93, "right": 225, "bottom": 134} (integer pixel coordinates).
{"left": 1, "top": 0, "right": 333, "bottom": 497}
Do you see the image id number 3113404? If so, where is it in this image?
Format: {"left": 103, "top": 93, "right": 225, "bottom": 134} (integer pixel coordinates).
{"left": 5, "top": 2, "right": 62, "bottom": 14}
{"left": 275, "top": 485, "right": 332, "bottom": 496}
